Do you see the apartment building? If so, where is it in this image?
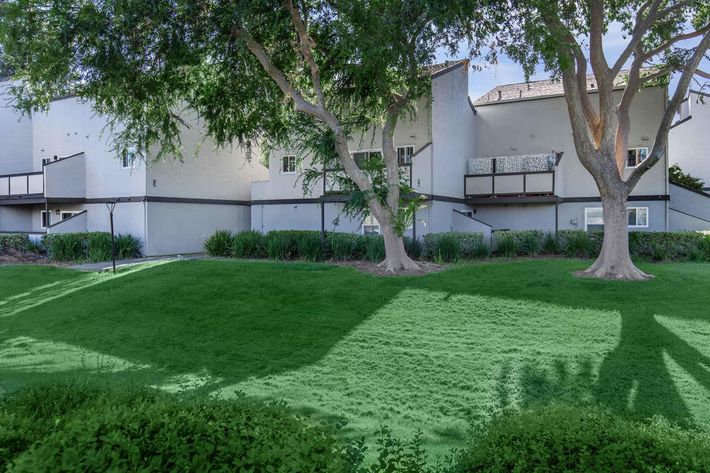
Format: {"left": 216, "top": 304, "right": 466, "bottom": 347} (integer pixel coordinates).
{"left": 2, "top": 63, "right": 708, "bottom": 256}
{"left": 670, "top": 90, "right": 710, "bottom": 192}
{"left": 0, "top": 81, "right": 267, "bottom": 255}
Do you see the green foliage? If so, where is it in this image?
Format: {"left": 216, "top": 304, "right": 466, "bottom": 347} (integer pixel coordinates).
{"left": 433, "top": 233, "right": 464, "bottom": 263}
{"left": 203, "top": 230, "right": 234, "bottom": 257}
{"left": 559, "top": 230, "right": 601, "bottom": 258}
{"left": 403, "top": 236, "right": 422, "bottom": 260}
{"left": 669, "top": 163, "right": 705, "bottom": 191}
{"left": 494, "top": 233, "right": 519, "bottom": 258}
{"left": 363, "top": 235, "right": 386, "bottom": 262}
{"left": 541, "top": 231, "right": 560, "bottom": 254}
{"left": 2, "top": 384, "right": 344, "bottom": 473}
{"left": 265, "top": 231, "right": 296, "bottom": 260}
{"left": 0, "top": 233, "right": 31, "bottom": 252}
{"left": 42, "top": 232, "right": 140, "bottom": 262}
{"left": 421, "top": 232, "right": 485, "bottom": 261}
{"left": 454, "top": 405, "right": 710, "bottom": 472}
{"left": 231, "top": 230, "right": 265, "bottom": 259}
{"left": 628, "top": 231, "right": 710, "bottom": 262}
{"left": 295, "top": 231, "right": 326, "bottom": 262}
{"left": 328, "top": 232, "right": 358, "bottom": 260}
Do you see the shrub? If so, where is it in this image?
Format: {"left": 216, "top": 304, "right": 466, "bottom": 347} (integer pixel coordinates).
{"left": 295, "top": 231, "right": 325, "bottom": 261}
{"left": 433, "top": 233, "right": 463, "bottom": 263}
{"left": 203, "top": 230, "right": 234, "bottom": 257}
{"left": 699, "top": 237, "right": 710, "bottom": 261}
{"left": 403, "top": 236, "right": 422, "bottom": 260}
{"left": 0, "top": 234, "right": 31, "bottom": 252}
{"left": 542, "top": 231, "right": 560, "bottom": 254}
{"left": 422, "top": 232, "right": 484, "bottom": 261}
{"left": 3, "top": 384, "right": 344, "bottom": 473}
{"left": 363, "top": 235, "right": 385, "bottom": 262}
{"left": 494, "top": 233, "right": 519, "bottom": 258}
{"left": 42, "top": 232, "right": 141, "bottom": 262}
{"left": 231, "top": 230, "right": 265, "bottom": 259}
{"left": 471, "top": 241, "right": 491, "bottom": 259}
{"left": 265, "top": 231, "right": 296, "bottom": 260}
{"left": 328, "top": 232, "right": 357, "bottom": 260}
{"left": 559, "top": 230, "right": 599, "bottom": 258}
{"left": 454, "top": 405, "right": 710, "bottom": 472}
{"left": 628, "top": 231, "right": 710, "bottom": 262}
{"left": 519, "top": 231, "right": 542, "bottom": 256}
{"left": 115, "top": 234, "right": 143, "bottom": 259}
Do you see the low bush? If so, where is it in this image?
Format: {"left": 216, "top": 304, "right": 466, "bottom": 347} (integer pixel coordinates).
{"left": 628, "top": 231, "right": 710, "bottom": 262}
{"left": 115, "top": 234, "right": 143, "bottom": 259}
{"left": 541, "top": 231, "right": 560, "bottom": 254}
{"left": 42, "top": 232, "right": 141, "bottom": 262}
{"left": 433, "top": 233, "right": 464, "bottom": 263}
{"left": 363, "top": 235, "right": 386, "bottom": 262}
{"left": 85, "top": 232, "right": 113, "bottom": 262}
{"left": 0, "top": 233, "right": 31, "bottom": 252}
{"left": 454, "top": 405, "right": 710, "bottom": 472}
{"left": 203, "top": 230, "right": 234, "bottom": 257}
{"left": 422, "top": 232, "right": 484, "bottom": 261}
{"left": 328, "top": 232, "right": 357, "bottom": 260}
{"left": 2, "top": 384, "right": 344, "bottom": 473}
{"left": 558, "top": 230, "right": 601, "bottom": 258}
{"left": 232, "top": 230, "right": 265, "bottom": 259}
{"left": 265, "top": 231, "right": 297, "bottom": 260}
{"left": 295, "top": 231, "right": 326, "bottom": 261}
{"left": 494, "top": 233, "right": 519, "bottom": 258}
{"left": 403, "top": 236, "right": 422, "bottom": 260}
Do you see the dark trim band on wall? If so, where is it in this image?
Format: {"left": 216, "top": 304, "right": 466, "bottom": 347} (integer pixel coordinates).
{"left": 47, "top": 196, "right": 253, "bottom": 206}
{"left": 561, "top": 195, "right": 669, "bottom": 203}
{"left": 669, "top": 115, "right": 692, "bottom": 129}
{"left": 669, "top": 180, "right": 710, "bottom": 198}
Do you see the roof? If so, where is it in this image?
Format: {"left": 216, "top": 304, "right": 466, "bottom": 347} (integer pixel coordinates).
{"left": 473, "top": 74, "right": 630, "bottom": 105}
{"left": 427, "top": 59, "right": 468, "bottom": 78}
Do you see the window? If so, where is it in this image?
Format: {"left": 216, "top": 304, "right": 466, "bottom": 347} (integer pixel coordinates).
{"left": 353, "top": 150, "right": 382, "bottom": 169}
{"left": 281, "top": 155, "right": 296, "bottom": 174}
{"left": 61, "top": 212, "right": 78, "bottom": 221}
{"left": 584, "top": 208, "right": 604, "bottom": 232}
{"left": 121, "top": 146, "right": 137, "bottom": 169}
{"left": 41, "top": 211, "right": 51, "bottom": 229}
{"left": 626, "top": 147, "right": 648, "bottom": 168}
{"left": 584, "top": 207, "right": 649, "bottom": 231}
{"left": 362, "top": 215, "right": 380, "bottom": 235}
{"left": 41, "top": 157, "right": 53, "bottom": 166}
{"left": 397, "top": 145, "right": 415, "bottom": 165}
{"left": 627, "top": 207, "right": 649, "bottom": 228}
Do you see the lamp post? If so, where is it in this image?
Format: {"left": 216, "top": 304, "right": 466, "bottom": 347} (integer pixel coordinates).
{"left": 106, "top": 200, "right": 117, "bottom": 273}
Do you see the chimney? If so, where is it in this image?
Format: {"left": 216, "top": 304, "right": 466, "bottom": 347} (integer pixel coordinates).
{"left": 497, "top": 90, "right": 502, "bottom": 101}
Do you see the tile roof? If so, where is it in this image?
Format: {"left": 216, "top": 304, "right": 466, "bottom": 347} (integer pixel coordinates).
{"left": 427, "top": 59, "right": 468, "bottom": 78}
{"left": 473, "top": 74, "right": 630, "bottom": 105}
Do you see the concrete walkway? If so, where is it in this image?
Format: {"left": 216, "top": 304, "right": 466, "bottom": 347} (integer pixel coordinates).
{"left": 70, "top": 254, "right": 206, "bottom": 272}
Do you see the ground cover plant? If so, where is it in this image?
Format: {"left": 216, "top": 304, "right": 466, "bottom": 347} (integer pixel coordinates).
{"left": 1, "top": 259, "right": 709, "bottom": 464}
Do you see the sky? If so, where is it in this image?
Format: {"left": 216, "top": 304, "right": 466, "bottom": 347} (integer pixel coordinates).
{"left": 436, "top": 22, "right": 708, "bottom": 101}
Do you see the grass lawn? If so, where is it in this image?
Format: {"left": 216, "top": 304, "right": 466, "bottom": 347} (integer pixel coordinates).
{"left": 1, "top": 259, "right": 709, "bottom": 460}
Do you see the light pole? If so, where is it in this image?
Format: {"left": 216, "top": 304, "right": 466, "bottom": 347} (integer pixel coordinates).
{"left": 106, "top": 200, "right": 117, "bottom": 273}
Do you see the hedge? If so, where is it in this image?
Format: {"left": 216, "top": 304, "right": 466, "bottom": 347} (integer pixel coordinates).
{"left": 0, "top": 233, "right": 31, "bottom": 252}
{"left": 1, "top": 384, "right": 344, "bottom": 473}
{"left": 454, "top": 405, "right": 710, "bottom": 472}
{"left": 204, "top": 229, "right": 710, "bottom": 263}
{"left": 42, "top": 232, "right": 142, "bottom": 262}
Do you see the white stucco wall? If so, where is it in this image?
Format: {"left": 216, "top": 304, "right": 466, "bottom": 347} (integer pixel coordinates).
{"left": 474, "top": 86, "right": 668, "bottom": 199}
{"left": 669, "top": 91, "right": 710, "bottom": 190}
{"left": 0, "top": 206, "right": 33, "bottom": 232}
{"left": 430, "top": 64, "right": 476, "bottom": 198}
{"left": 32, "top": 97, "right": 147, "bottom": 198}
{"left": 0, "top": 81, "right": 33, "bottom": 175}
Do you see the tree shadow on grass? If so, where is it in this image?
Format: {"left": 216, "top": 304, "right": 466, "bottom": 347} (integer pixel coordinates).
{"left": 0, "top": 260, "right": 404, "bottom": 390}
{"left": 421, "top": 260, "right": 710, "bottom": 428}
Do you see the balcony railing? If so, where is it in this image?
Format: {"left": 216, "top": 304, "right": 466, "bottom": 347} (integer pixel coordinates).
{"left": 322, "top": 163, "right": 412, "bottom": 195}
{"left": 464, "top": 153, "right": 562, "bottom": 198}
{"left": 0, "top": 171, "right": 44, "bottom": 199}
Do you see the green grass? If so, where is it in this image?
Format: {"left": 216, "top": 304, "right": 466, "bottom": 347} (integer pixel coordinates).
{"left": 1, "top": 259, "right": 709, "bottom": 461}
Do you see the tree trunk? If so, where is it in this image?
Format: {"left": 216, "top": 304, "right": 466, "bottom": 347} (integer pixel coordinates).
{"left": 378, "top": 220, "right": 419, "bottom": 272}
{"left": 580, "top": 190, "right": 650, "bottom": 280}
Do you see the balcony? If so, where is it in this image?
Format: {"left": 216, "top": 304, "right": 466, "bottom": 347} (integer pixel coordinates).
{"left": 322, "top": 163, "right": 412, "bottom": 196}
{"left": 0, "top": 152, "right": 85, "bottom": 205}
{"left": 0, "top": 172, "right": 44, "bottom": 203}
{"left": 464, "top": 153, "right": 562, "bottom": 203}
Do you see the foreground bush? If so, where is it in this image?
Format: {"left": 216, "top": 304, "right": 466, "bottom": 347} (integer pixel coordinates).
{"left": 203, "top": 229, "right": 233, "bottom": 257}
{"left": 454, "top": 405, "right": 710, "bottom": 472}
{"left": 231, "top": 230, "right": 265, "bottom": 258}
{"left": 422, "top": 232, "right": 486, "bottom": 261}
{"left": 0, "top": 233, "right": 31, "bottom": 252}
{"left": 2, "top": 384, "right": 344, "bottom": 473}
{"left": 42, "top": 232, "right": 142, "bottom": 262}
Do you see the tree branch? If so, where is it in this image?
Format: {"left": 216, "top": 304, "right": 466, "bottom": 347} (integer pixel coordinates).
{"left": 641, "top": 24, "right": 710, "bottom": 62}
{"left": 626, "top": 30, "right": 710, "bottom": 191}
{"left": 696, "top": 69, "right": 710, "bottom": 79}
{"left": 283, "top": 0, "right": 326, "bottom": 108}
{"left": 610, "top": 0, "right": 662, "bottom": 75}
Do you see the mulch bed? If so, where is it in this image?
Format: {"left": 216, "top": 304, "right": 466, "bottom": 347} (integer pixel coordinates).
{"left": 0, "top": 248, "right": 52, "bottom": 265}
{"left": 332, "top": 260, "right": 446, "bottom": 276}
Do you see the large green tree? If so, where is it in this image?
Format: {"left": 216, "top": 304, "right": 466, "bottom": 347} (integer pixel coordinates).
{"left": 486, "top": 0, "right": 709, "bottom": 280}
{"left": 0, "top": 0, "right": 477, "bottom": 272}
